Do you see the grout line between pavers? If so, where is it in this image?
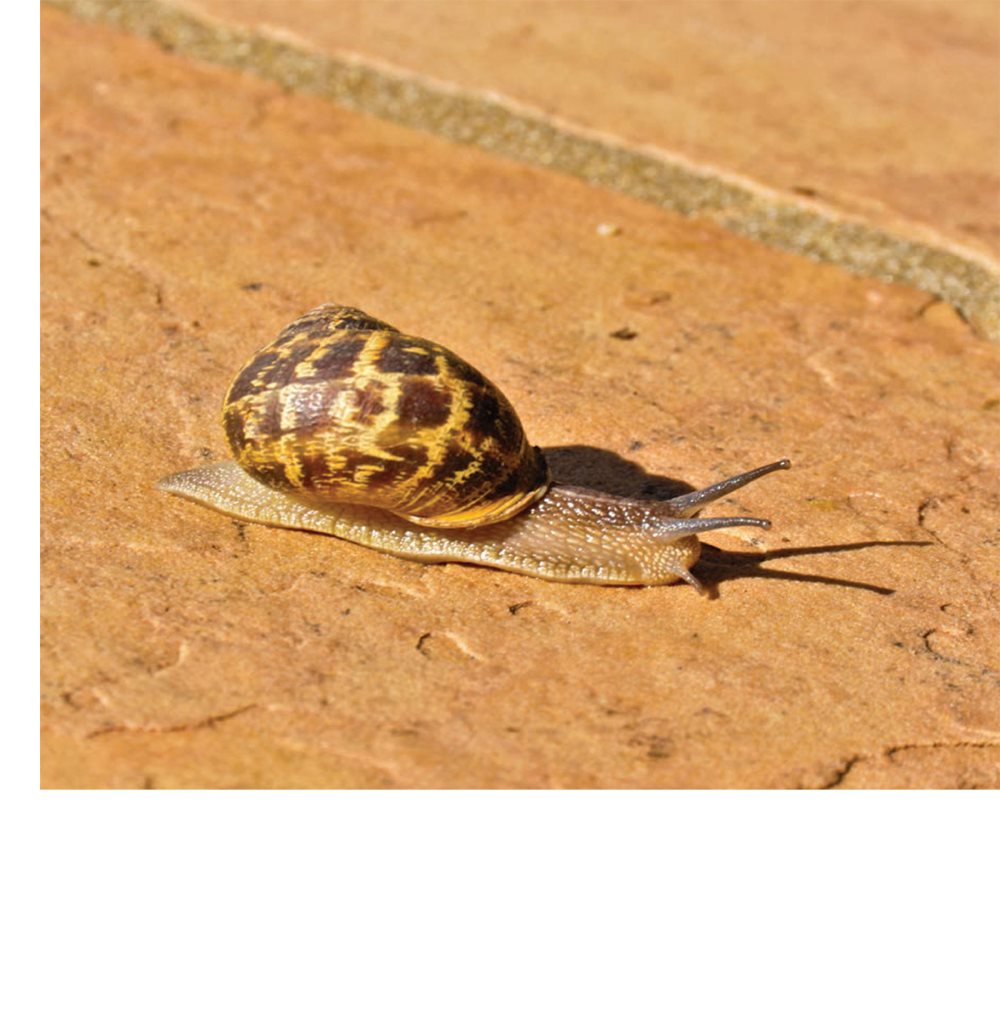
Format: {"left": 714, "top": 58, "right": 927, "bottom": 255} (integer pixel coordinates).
{"left": 47, "top": 0, "right": 1000, "bottom": 341}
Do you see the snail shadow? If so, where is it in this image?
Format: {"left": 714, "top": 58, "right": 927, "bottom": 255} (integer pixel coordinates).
{"left": 543, "top": 446, "right": 932, "bottom": 597}
{"left": 543, "top": 444, "right": 697, "bottom": 500}
{"left": 696, "top": 541, "right": 933, "bottom": 597}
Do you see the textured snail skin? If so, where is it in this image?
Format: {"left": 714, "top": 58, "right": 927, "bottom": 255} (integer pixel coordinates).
{"left": 158, "top": 459, "right": 789, "bottom": 589}
{"left": 159, "top": 304, "right": 791, "bottom": 590}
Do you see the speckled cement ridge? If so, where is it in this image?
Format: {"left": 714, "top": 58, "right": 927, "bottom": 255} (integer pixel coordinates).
{"left": 46, "top": 0, "right": 1000, "bottom": 341}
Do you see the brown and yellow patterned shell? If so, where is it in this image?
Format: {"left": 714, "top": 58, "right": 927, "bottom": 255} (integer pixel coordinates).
{"left": 222, "top": 305, "right": 551, "bottom": 528}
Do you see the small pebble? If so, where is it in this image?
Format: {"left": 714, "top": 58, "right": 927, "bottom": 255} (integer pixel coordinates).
{"left": 596, "top": 222, "right": 621, "bottom": 237}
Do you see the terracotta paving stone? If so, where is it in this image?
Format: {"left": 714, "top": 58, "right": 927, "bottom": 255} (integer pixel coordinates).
{"left": 172, "top": 0, "right": 999, "bottom": 261}
{"left": 40, "top": 8, "right": 999, "bottom": 788}
{"left": 50, "top": 0, "right": 1000, "bottom": 338}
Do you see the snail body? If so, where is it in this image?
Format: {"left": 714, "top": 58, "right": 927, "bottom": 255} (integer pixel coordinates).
{"left": 159, "top": 304, "right": 790, "bottom": 591}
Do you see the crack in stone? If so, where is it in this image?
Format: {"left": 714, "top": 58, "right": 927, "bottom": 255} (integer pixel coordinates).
{"left": 916, "top": 627, "right": 1000, "bottom": 687}
{"left": 885, "top": 740, "right": 1000, "bottom": 761}
{"left": 86, "top": 702, "right": 257, "bottom": 739}
{"left": 42, "top": 206, "right": 176, "bottom": 314}
{"left": 817, "top": 740, "right": 1000, "bottom": 788}
{"left": 913, "top": 496, "right": 991, "bottom": 595}
{"left": 916, "top": 495, "right": 945, "bottom": 544}
{"left": 921, "top": 627, "right": 948, "bottom": 659}
{"left": 819, "top": 755, "right": 863, "bottom": 789}
{"left": 42, "top": 207, "right": 103, "bottom": 256}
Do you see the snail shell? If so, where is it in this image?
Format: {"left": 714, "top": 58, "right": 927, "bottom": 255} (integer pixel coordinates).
{"left": 159, "top": 304, "right": 790, "bottom": 591}
{"left": 222, "top": 305, "right": 549, "bottom": 528}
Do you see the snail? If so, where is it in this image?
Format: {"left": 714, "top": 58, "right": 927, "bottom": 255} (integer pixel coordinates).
{"left": 158, "top": 304, "right": 790, "bottom": 591}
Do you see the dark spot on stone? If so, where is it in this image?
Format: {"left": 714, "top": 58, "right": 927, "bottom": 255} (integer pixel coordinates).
{"left": 610, "top": 326, "right": 638, "bottom": 339}
{"left": 397, "top": 377, "right": 451, "bottom": 427}
{"left": 241, "top": 282, "right": 264, "bottom": 291}
{"left": 628, "top": 440, "right": 644, "bottom": 451}
{"left": 377, "top": 340, "right": 438, "bottom": 376}
{"left": 628, "top": 732, "right": 674, "bottom": 760}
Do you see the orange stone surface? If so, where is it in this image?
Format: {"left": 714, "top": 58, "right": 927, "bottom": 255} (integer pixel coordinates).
{"left": 41, "top": 6, "right": 1000, "bottom": 788}
{"left": 180, "top": 0, "right": 999, "bottom": 262}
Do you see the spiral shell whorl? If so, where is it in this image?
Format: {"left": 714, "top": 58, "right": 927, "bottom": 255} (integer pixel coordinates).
{"left": 222, "top": 305, "right": 550, "bottom": 527}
